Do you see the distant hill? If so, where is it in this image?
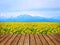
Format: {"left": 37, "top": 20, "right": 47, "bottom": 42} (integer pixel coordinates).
{"left": 0, "top": 15, "right": 60, "bottom": 22}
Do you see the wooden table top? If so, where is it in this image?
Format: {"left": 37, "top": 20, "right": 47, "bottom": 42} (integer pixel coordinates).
{"left": 0, "top": 34, "right": 60, "bottom": 45}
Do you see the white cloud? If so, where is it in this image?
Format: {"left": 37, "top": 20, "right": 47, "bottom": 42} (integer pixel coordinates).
{"left": 0, "top": 12, "right": 20, "bottom": 18}
{"left": 0, "top": 0, "right": 60, "bottom": 20}
{"left": 0, "top": 0, "right": 60, "bottom": 11}
{"left": 0, "top": 11, "right": 60, "bottom": 19}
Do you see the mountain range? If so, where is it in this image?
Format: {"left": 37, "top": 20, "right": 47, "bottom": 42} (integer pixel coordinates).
{"left": 0, "top": 15, "right": 60, "bottom": 22}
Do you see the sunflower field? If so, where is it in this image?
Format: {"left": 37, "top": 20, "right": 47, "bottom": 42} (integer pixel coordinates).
{"left": 0, "top": 22, "right": 60, "bottom": 34}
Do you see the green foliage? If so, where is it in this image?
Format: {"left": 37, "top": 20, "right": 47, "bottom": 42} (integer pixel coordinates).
{"left": 0, "top": 22, "right": 60, "bottom": 34}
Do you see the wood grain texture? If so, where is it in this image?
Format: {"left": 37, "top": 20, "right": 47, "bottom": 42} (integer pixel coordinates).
{"left": 0, "top": 34, "right": 60, "bottom": 45}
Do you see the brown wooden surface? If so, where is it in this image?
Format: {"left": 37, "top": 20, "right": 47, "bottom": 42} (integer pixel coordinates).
{"left": 0, "top": 34, "right": 60, "bottom": 45}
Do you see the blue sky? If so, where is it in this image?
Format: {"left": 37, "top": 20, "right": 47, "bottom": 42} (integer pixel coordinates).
{"left": 0, "top": 0, "right": 60, "bottom": 19}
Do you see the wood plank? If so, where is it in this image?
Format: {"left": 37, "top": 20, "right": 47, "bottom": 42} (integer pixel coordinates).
{"left": 38, "top": 34, "right": 48, "bottom": 45}
{"left": 0, "top": 34, "right": 12, "bottom": 45}
{"left": 50, "top": 34, "right": 60, "bottom": 43}
{"left": 30, "top": 34, "right": 36, "bottom": 45}
{"left": 47, "top": 34, "right": 60, "bottom": 45}
{"left": 52, "top": 34, "right": 60, "bottom": 39}
{"left": 54, "top": 34, "right": 60, "bottom": 38}
{"left": 24, "top": 34, "right": 29, "bottom": 45}
{"left": 11, "top": 34, "right": 21, "bottom": 45}
{"left": 34, "top": 34, "right": 42, "bottom": 45}
{"left": 0, "top": 34, "right": 60, "bottom": 45}
{"left": 18, "top": 34, "right": 25, "bottom": 45}
{"left": 5, "top": 34, "right": 17, "bottom": 45}
{"left": 43, "top": 34, "right": 55, "bottom": 45}
{"left": 0, "top": 34, "right": 5, "bottom": 38}
{"left": 0, "top": 35, "right": 7, "bottom": 41}
{"left": 0, "top": 34, "right": 8, "bottom": 42}
{"left": 0, "top": 34, "right": 6, "bottom": 39}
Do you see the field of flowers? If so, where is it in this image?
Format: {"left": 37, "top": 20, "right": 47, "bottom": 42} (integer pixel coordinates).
{"left": 0, "top": 22, "right": 60, "bottom": 34}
